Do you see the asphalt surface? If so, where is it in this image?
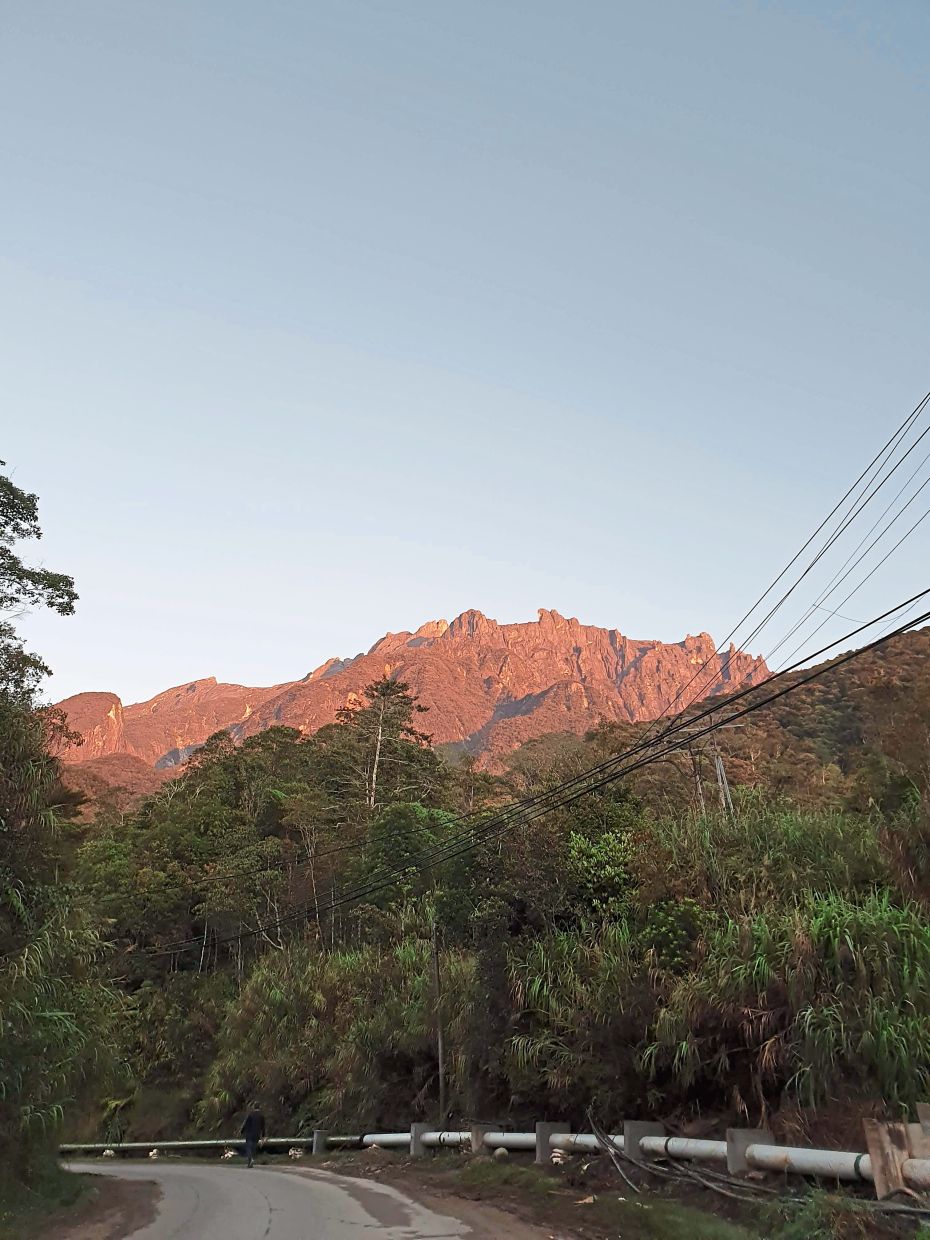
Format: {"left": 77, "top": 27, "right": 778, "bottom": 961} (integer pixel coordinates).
{"left": 66, "top": 1160, "right": 478, "bottom": 1239}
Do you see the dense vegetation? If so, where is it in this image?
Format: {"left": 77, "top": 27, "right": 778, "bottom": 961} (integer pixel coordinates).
{"left": 5, "top": 457, "right": 930, "bottom": 1212}
{"left": 66, "top": 630, "right": 930, "bottom": 1146}
{"left": 0, "top": 464, "right": 118, "bottom": 1204}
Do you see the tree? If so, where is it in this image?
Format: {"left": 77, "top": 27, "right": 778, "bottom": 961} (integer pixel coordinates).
{"left": 332, "top": 679, "right": 448, "bottom": 813}
{"left": 78, "top": 727, "right": 316, "bottom": 971}
{"left": 0, "top": 461, "right": 77, "bottom": 700}
{"left": 0, "top": 697, "right": 118, "bottom": 1181}
{"left": 0, "top": 462, "right": 116, "bottom": 1189}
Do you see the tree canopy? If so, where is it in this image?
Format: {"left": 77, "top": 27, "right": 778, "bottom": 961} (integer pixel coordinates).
{"left": 0, "top": 460, "right": 77, "bottom": 699}
{"left": 0, "top": 462, "right": 115, "bottom": 1192}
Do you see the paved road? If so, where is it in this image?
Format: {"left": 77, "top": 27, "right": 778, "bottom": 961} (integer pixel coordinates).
{"left": 66, "top": 1160, "right": 484, "bottom": 1239}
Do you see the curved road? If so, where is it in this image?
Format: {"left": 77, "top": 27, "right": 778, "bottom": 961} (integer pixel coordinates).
{"left": 66, "top": 1159, "right": 540, "bottom": 1239}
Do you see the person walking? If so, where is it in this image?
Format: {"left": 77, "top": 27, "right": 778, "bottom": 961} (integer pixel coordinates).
{"left": 240, "top": 1103, "right": 266, "bottom": 1168}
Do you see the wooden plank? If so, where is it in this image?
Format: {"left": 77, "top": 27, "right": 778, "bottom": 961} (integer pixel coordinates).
{"left": 863, "top": 1120, "right": 910, "bottom": 1200}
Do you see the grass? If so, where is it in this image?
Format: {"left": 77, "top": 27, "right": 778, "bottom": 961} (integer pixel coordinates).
{"left": 589, "top": 1197, "right": 757, "bottom": 1240}
{"left": 377, "top": 1154, "right": 916, "bottom": 1240}
{"left": 426, "top": 1157, "right": 760, "bottom": 1239}
{"left": 760, "top": 1191, "right": 895, "bottom": 1240}
{"left": 0, "top": 1160, "right": 87, "bottom": 1240}
{"left": 457, "top": 1159, "right": 555, "bottom": 1197}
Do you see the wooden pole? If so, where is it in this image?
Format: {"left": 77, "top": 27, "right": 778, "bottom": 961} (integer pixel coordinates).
{"left": 432, "top": 919, "right": 447, "bottom": 1126}
{"left": 689, "top": 745, "right": 706, "bottom": 817}
{"left": 712, "top": 734, "right": 735, "bottom": 819}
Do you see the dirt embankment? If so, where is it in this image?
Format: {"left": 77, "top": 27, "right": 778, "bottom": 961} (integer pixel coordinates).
{"left": 36, "top": 1174, "right": 160, "bottom": 1240}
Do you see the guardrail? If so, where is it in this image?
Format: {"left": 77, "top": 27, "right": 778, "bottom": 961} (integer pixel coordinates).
{"left": 60, "top": 1118, "right": 930, "bottom": 1195}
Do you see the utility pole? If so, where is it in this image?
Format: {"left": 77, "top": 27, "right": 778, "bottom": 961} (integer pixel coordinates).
{"left": 679, "top": 720, "right": 742, "bottom": 821}
{"left": 711, "top": 733, "right": 735, "bottom": 820}
{"left": 688, "top": 744, "right": 707, "bottom": 817}
{"left": 431, "top": 919, "right": 447, "bottom": 1126}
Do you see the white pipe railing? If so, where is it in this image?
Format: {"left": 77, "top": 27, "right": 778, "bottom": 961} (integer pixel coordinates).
{"left": 476, "top": 1131, "right": 535, "bottom": 1151}
{"left": 746, "top": 1143, "right": 866, "bottom": 1182}
{"left": 60, "top": 1136, "right": 370, "bottom": 1153}
{"left": 552, "top": 1133, "right": 617, "bottom": 1153}
{"left": 360, "top": 1132, "right": 411, "bottom": 1148}
{"left": 60, "top": 1125, "right": 930, "bottom": 1194}
{"left": 641, "top": 1136, "right": 727, "bottom": 1163}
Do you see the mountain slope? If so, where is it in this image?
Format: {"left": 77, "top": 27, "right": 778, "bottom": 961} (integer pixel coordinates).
{"left": 57, "top": 608, "right": 768, "bottom": 769}
{"left": 503, "top": 626, "right": 930, "bottom": 817}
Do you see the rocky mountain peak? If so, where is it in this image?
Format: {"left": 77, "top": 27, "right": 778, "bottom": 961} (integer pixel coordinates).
{"left": 57, "top": 608, "right": 769, "bottom": 771}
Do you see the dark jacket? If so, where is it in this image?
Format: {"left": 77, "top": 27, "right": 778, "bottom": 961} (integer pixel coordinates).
{"left": 241, "top": 1111, "right": 266, "bottom": 1141}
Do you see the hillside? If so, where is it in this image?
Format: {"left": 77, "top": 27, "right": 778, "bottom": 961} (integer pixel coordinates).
{"left": 503, "top": 626, "right": 930, "bottom": 817}
{"left": 68, "top": 620, "right": 930, "bottom": 1161}
{"left": 58, "top": 753, "right": 175, "bottom": 822}
{"left": 56, "top": 608, "right": 769, "bottom": 771}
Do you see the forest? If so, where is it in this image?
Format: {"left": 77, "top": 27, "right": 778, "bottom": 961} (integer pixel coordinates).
{"left": 4, "top": 460, "right": 930, "bottom": 1219}
{"left": 68, "top": 630, "right": 930, "bottom": 1146}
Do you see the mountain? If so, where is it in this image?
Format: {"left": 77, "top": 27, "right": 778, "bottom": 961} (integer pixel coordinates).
{"left": 503, "top": 626, "right": 930, "bottom": 818}
{"left": 58, "top": 753, "right": 175, "bottom": 822}
{"left": 57, "top": 679, "right": 290, "bottom": 768}
{"left": 56, "top": 608, "right": 769, "bottom": 770}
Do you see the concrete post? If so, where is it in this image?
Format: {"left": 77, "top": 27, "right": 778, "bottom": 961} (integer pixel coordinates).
{"left": 727, "top": 1128, "right": 772, "bottom": 1174}
{"left": 623, "top": 1120, "right": 666, "bottom": 1162}
{"left": 410, "top": 1123, "right": 431, "bottom": 1158}
{"left": 535, "top": 1121, "right": 569, "bottom": 1165}
{"left": 469, "top": 1123, "right": 495, "bottom": 1154}
{"left": 312, "top": 1129, "right": 328, "bottom": 1156}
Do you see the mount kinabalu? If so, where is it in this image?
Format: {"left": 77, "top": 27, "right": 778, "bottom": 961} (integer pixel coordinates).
{"left": 56, "top": 608, "right": 769, "bottom": 771}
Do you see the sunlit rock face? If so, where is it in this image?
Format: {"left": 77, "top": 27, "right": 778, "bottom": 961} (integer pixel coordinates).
{"left": 57, "top": 609, "right": 768, "bottom": 770}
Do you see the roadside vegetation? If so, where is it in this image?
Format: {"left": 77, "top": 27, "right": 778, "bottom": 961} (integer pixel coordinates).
{"left": 5, "top": 460, "right": 930, "bottom": 1239}
{"left": 0, "top": 1160, "right": 86, "bottom": 1240}
{"left": 71, "top": 651, "right": 930, "bottom": 1144}
{"left": 0, "top": 464, "right": 120, "bottom": 1218}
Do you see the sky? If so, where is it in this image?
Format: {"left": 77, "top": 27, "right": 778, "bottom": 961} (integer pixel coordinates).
{"left": 2, "top": 0, "right": 929, "bottom": 704}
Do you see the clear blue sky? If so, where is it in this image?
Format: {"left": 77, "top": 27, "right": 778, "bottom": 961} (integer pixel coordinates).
{"left": 3, "top": 1, "right": 929, "bottom": 703}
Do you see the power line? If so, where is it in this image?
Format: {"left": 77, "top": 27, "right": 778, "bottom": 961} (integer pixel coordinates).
{"left": 156, "top": 568, "right": 930, "bottom": 956}
{"left": 158, "top": 390, "right": 930, "bottom": 905}
{"left": 196, "top": 835, "right": 370, "bottom": 886}
{"left": 179, "top": 396, "right": 930, "bottom": 898}
{"left": 153, "top": 592, "right": 930, "bottom": 956}
{"left": 764, "top": 447, "right": 930, "bottom": 667}
{"left": 158, "top": 586, "right": 930, "bottom": 952}
{"left": 148, "top": 390, "right": 930, "bottom": 949}
{"left": 774, "top": 503, "right": 930, "bottom": 670}
{"left": 324, "top": 598, "right": 930, "bottom": 915}
{"left": 644, "top": 390, "right": 930, "bottom": 728}
{"left": 191, "top": 602, "right": 930, "bottom": 951}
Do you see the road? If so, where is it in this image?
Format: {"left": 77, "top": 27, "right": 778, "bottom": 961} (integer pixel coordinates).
{"left": 65, "top": 1159, "right": 545, "bottom": 1239}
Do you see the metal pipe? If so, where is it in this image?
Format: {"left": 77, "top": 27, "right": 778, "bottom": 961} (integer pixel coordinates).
{"left": 481, "top": 1132, "right": 536, "bottom": 1150}
{"left": 744, "top": 1144, "right": 930, "bottom": 1190}
{"left": 551, "top": 1133, "right": 623, "bottom": 1153}
{"left": 746, "top": 1143, "right": 869, "bottom": 1181}
{"left": 422, "top": 1131, "right": 469, "bottom": 1148}
{"left": 59, "top": 1130, "right": 930, "bottom": 1194}
{"left": 360, "top": 1133, "right": 410, "bottom": 1148}
{"left": 62, "top": 1140, "right": 241, "bottom": 1152}
{"left": 640, "top": 1136, "right": 727, "bottom": 1163}
{"left": 60, "top": 1138, "right": 323, "bottom": 1153}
